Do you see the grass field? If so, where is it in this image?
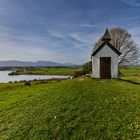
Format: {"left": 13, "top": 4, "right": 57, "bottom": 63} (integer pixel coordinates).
{"left": 12, "top": 67, "right": 82, "bottom": 76}
{"left": 121, "top": 66, "right": 140, "bottom": 84}
{"left": 0, "top": 76, "right": 140, "bottom": 139}
{"left": 13, "top": 66, "right": 140, "bottom": 84}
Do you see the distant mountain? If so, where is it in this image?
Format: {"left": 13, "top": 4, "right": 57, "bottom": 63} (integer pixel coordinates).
{"left": 63, "top": 63, "right": 78, "bottom": 66}
{"left": 0, "top": 60, "right": 77, "bottom": 67}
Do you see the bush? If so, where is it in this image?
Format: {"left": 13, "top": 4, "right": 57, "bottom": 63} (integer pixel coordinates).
{"left": 74, "top": 71, "right": 84, "bottom": 77}
{"left": 82, "top": 61, "right": 92, "bottom": 74}
{"left": 73, "top": 61, "right": 92, "bottom": 78}
{"left": 24, "top": 81, "right": 31, "bottom": 86}
{"left": 118, "top": 70, "right": 123, "bottom": 79}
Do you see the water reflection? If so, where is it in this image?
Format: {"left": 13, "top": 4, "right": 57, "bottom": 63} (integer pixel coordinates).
{"left": 0, "top": 71, "right": 71, "bottom": 83}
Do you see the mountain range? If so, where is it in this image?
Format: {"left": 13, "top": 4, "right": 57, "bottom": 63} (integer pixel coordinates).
{"left": 0, "top": 61, "right": 77, "bottom": 67}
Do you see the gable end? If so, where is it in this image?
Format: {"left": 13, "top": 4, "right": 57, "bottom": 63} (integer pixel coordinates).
{"left": 92, "top": 42, "right": 121, "bottom": 56}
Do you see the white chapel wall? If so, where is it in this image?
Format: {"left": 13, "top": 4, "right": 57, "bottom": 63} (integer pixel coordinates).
{"left": 92, "top": 45, "right": 119, "bottom": 78}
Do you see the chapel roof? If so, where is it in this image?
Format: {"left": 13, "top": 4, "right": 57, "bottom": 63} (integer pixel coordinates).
{"left": 102, "top": 28, "right": 111, "bottom": 41}
{"left": 91, "top": 29, "right": 121, "bottom": 56}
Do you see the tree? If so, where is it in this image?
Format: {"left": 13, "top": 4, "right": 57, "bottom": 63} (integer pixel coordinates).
{"left": 95, "top": 27, "right": 139, "bottom": 66}
{"left": 74, "top": 61, "right": 92, "bottom": 77}
{"left": 82, "top": 61, "right": 92, "bottom": 74}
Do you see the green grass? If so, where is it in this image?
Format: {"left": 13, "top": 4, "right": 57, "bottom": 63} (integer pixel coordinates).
{"left": 121, "top": 66, "right": 140, "bottom": 76}
{"left": 1, "top": 78, "right": 140, "bottom": 139}
{"left": 121, "top": 66, "right": 140, "bottom": 84}
{"left": 14, "top": 66, "right": 140, "bottom": 83}
{"left": 13, "top": 67, "right": 82, "bottom": 76}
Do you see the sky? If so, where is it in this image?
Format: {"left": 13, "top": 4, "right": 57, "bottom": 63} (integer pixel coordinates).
{"left": 0, "top": 0, "right": 140, "bottom": 64}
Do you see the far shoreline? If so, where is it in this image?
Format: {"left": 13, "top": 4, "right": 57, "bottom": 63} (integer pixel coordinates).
{"left": 7, "top": 67, "right": 82, "bottom": 76}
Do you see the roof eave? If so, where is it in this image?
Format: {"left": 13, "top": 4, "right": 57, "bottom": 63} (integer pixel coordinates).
{"left": 91, "top": 42, "right": 121, "bottom": 56}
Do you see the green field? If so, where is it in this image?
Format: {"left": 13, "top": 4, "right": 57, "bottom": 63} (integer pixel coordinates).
{"left": 0, "top": 77, "right": 140, "bottom": 139}
{"left": 12, "top": 67, "right": 82, "bottom": 76}
{"left": 121, "top": 66, "right": 140, "bottom": 84}
{"left": 12, "top": 66, "right": 140, "bottom": 83}
{"left": 0, "top": 67, "right": 140, "bottom": 139}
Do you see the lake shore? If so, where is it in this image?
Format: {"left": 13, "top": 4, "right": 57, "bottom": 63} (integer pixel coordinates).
{"left": 0, "top": 71, "right": 72, "bottom": 83}
{"left": 8, "top": 67, "right": 82, "bottom": 76}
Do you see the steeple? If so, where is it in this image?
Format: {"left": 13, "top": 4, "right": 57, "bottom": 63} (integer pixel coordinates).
{"left": 102, "top": 28, "right": 111, "bottom": 42}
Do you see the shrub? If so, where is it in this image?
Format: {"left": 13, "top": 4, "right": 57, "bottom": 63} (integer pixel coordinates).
{"left": 24, "top": 81, "right": 31, "bottom": 86}
{"left": 82, "top": 61, "right": 92, "bottom": 74}
{"left": 74, "top": 71, "right": 84, "bottom": 77}
{"left": 118, "top": 70, "right": 123, "bottom": 79}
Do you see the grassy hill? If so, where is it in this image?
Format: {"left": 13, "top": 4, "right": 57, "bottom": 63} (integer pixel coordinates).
{"left": 0, "top": 77, "right": 140, "bottom": 139}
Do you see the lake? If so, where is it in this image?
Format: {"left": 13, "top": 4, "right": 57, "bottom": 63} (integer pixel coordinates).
{"left": 0, "top": 71, "right": 71, "bottom": 83}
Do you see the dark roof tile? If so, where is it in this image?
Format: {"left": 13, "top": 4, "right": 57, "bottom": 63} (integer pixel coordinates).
{"left": 102, "top": 28, "right": 111, "bottom": 41}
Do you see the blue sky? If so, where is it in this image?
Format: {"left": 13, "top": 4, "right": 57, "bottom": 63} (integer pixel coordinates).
{"left": 0, "top": 0, "right": 140, "bottom": 64}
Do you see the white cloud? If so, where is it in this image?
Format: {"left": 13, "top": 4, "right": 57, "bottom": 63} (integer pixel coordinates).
{"left": 79, "top": 24, "right": 96, "bottom": 28}
{"left": 0, "top": 25, "right": 88, "bottom": 64}
{"left": 128, "top": 27, "right": 140, "bottom": 36}
{"left": 128, "top": 27, "right": 140, "bottom": 51}
{"left": 48, "top": 31, "right": 64, "bottom": 38}
{"left": 121, "top": 0, "right": 140, "bottom": 7}
{"left": 69, "top": 33, "right": 86, "bottom": 44}
{"left": 69, "top": 32, "right": 99, "bottom": 44}
{"left": 68, "top": 32, "right": 100, "bottom": 55}
{"left": 0, "top": 43, "right": 54, "bottom": 61}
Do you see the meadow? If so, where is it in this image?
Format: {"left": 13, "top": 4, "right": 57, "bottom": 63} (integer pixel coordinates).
{"left": 0, "top": 67, "right": 140, "bottom": 139}
{"left": 121, "top": 66, "right": 140, "bottom": 84}
{"left": 11, "top": 67, "right": 82, "bottom": 76}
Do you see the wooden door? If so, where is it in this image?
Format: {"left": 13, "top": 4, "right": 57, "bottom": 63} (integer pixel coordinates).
{"left": 100, "top": 57, "right": 111, "bottom": 79}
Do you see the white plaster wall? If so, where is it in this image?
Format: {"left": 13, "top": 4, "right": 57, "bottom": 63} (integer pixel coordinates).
{"left": 92, "top": 56, "right": 99, "bottom": 78}
{"left": 92, "top": 45, "right": 119, "bottom": 78}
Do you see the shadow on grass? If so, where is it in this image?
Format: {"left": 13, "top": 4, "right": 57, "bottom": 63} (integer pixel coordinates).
{"left": 119, "top": 78, "right": 140, "bottom": 85}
